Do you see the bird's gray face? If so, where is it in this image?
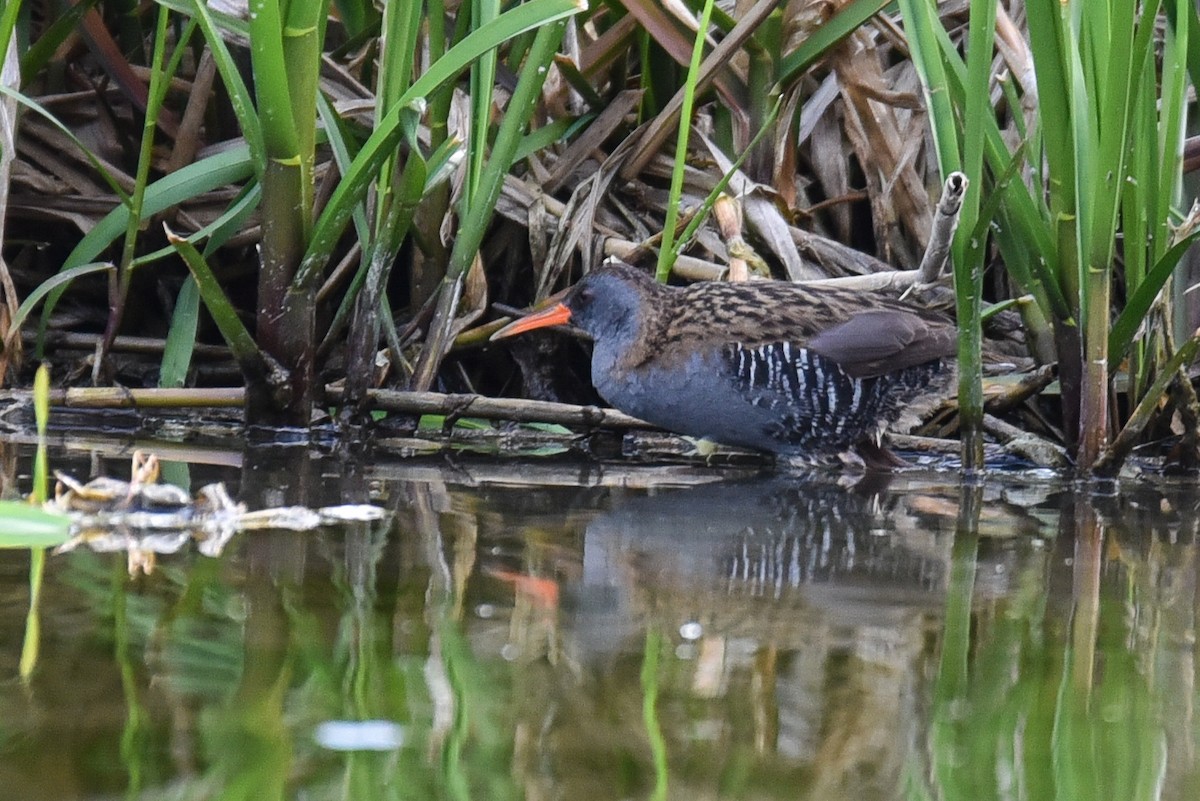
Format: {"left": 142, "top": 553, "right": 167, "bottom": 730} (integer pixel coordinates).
{"left": 566, "top": 272, "right": 642, "bottom": 344}
{"left": 488, "top": 263, "right": 656, "bottom": 348}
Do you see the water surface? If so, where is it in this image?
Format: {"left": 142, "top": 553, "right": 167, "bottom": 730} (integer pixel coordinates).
{"left": 1, "top": 449, "right": 1197, "bottom": 800}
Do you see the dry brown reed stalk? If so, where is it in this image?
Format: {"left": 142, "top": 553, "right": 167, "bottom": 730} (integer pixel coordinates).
{"left": 42, "top": 387, "right": 245, "bottom": 408}
{"left": 7, "top": 383, "right": 658, "bottom": 432}
{"left": 831, "top": 29, "right": 931, "bottom": 265}
{"left": 323, "top": 387, "right": 657, "bottom": 430}
{"left": 713, "top": 195, "right": 748, "bottom": 281}
{"left": 916, "top": 172, "right": 968, "bottom": 284}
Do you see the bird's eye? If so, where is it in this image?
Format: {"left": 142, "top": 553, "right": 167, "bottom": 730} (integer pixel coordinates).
{"left": 575, "top": 287, "right": 594, "bottom": 305}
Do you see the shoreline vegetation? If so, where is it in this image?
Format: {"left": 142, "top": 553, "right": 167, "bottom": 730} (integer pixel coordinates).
{"left": 0, "top": 0, "right": 1197, "bottom": 476}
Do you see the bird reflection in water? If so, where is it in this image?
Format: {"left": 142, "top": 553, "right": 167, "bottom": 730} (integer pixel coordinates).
{"left": 566, "top": 477, "right": 958, "bottom": 660}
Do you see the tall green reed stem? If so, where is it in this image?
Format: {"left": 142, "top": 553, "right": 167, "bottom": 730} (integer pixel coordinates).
{"left": 952, "top": 0, "right": 996, "bottom": 471}
{"left": 902, "top": 0, "right": 1190, "bottom": 472}
{"left": 898, "top": 0, "right": 992, "bottom": 469}
{"left": 173, "top": 0, "right": 579, "bottom": 421}
{"left": 656, "top": 0, "right": 716, "bottom": 283}
{"left": 246, "top": 0, "right": 327, "bottom": 425}
{"left": 412, "top": 19, "right": 570, "bottom": 390}
{"left": 96, "top": 8, "right": 191, "bottom": 379}
{"left": 342, "top": 0, "right": 426, "bottom": 414}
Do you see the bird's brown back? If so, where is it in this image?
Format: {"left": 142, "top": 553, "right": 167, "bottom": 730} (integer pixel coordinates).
{"left": 626, "top": 278, "right": 957, "bottom": 379}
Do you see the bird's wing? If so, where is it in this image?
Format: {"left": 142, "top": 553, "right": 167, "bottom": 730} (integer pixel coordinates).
{"left": 807, "top": 309, "right": 956, "bottom": 378}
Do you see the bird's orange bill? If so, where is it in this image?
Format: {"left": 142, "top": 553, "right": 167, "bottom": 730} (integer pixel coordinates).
{"left": 491, "top": 302, "right": 573, "bottom": 340}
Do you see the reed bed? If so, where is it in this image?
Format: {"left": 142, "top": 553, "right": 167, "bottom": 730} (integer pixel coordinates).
{"left": 0, "top": 0, "right": 1195, "bottom": 473}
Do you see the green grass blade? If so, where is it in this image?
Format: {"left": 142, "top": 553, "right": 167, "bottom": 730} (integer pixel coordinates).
{"left": 160, "top": 277, "right": 200, "bottom": 389}
{"left": 132, "top": 181, "right": 262, "bottom": 267}
{"left": 1164, "top": 0, "right": 1200, "bottom": 89}
{"left": 295, "top": 0, "right": 584, "bottom": 289}
{"left": 776, "top": 0, "right": 889, "bottom": 88}
{"left": 158, "top": 0, "right": 249, "bottom": 35}
{"left": 119, "top": 6, "right": 179, "bottom": 277}
{"left": 468, "top": 0, "right": 502, "bottom": 204}
{"left": 1109, "top": 231, "right": 1200, "bottom": 363}
{"left": 60, "top": 144, "right": 255, "bottom": 271}
{"left": 19, "top": 263, "right": 114, "bottom": 334}
{"left": 37, "top": 145, "right": 257, "bottom": 354}
{"left": 512, "top": 115, "right": 588, "bottom": 165}
{"left": 0, "top": 503, "right": 70, "bottom": 549}
{"left": 657, "top": 0, "right": 716, "bottom": 282}
{"left": 412, "top": 18, "right": 570, "bottom": 388}
{"left": 21, "top": 0, "right": 95, "bottom": 82}
{"left": 447, "top": 19, "right": 567, "bottom": 282}
{"left": 675, "top": 96, "right": 782, "bottom": 250}
{"left": 927, "top": 13, "right": 1067, "bottom": 317}
{"left": 897, "top": 0, "right": 962, "bottom": 172}
{"left": 166, "top": 227, "right": 270, "bottom": 379}
{"left": 247, "top": 0, "right": 300, "bottom": 160}
{"left": 316, "top": 93, "right": 371, "bottom": 246}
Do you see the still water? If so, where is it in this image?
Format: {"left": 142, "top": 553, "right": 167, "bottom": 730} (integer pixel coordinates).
{"left": 1, "top": 447, "right": 1199, "bottom": 800}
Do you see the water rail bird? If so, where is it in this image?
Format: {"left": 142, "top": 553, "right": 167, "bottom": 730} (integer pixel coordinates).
{"left": 492, "top": 262, "right": 958, "bottom": 464}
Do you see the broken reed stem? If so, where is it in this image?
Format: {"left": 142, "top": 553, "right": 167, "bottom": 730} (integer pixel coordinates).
{"left": 713, "top": 195, "right": 749, "bottom": 282}
{"left": 918, "top": 172, "right": 968, "bottom": 284}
